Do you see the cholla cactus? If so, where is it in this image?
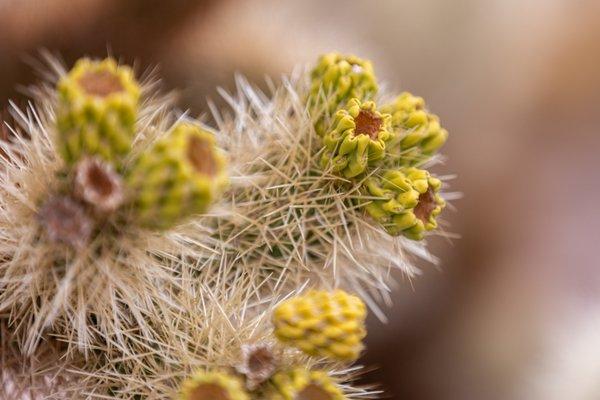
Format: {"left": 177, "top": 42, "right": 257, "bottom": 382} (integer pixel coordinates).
{"left": 273, "top": 290, "right": 367, "bottom": 361}
{"left": 321, "top": 98, "right": 393, "bottom": 178}
{"left": 127, "top": 122, "right": 228, "bottom": 229}
{"left": 56, "top": 58, "right": 140, "bottom": 165}
{"left": 381, "top": 91, "right": 448, "bottom": 166}
{"left": 0, "top": 56, "right": 226, "bottom": 356}
{"left": 268, "top": 369, "right": 345, "bottom": 400}
{"left": 203, "top": 58, "right": 449, "bottom": 318}
{"left": 179, "top": 371, "right": 249, "bottom": 400}
{"left": 0, "top": 52, "right": 454, "bottom": 399}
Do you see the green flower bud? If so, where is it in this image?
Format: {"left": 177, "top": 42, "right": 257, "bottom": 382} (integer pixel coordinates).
{"left": 320, "top": 98, "right": 393, "bottom": 178}
{"left": 310, "top": 53, "right": 378, "bottom": 135}
{"left": 126, "top": 123, "right": 228, "bottom": 230}
{"left": 56, "top": 58, "right": 141, "bottom": 165}
{"left": 381, "top": 92, "right": 448, "bottom": 166}
{"left": 363, "top": 167, "right": 445, "bottom": 240}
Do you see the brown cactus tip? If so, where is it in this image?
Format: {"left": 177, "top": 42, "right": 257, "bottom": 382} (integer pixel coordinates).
{"left": 77, "top": 69, "right": 124, "bottom": 98}
{"left": 38, "top": 195, "right": 93, "bottom": 249}
{"left": 236, "top": 343, "right": 277, "bottom": 390}
{"left": 414, "top": 187, "right": 437, "bottom": 223}
{"left": 354, "top": 109, "right": 382, "bottom": 139}
{"left": 187, "top": 135, "right": 217, "bottom": 177}
{"left": 297, "top": 384, "right": 334, "bottom": 400}
{"left": 187, "top": 384, "right": 230, "bottom": 400}
{"left": 74, "top": 157, "right": 124, "bottom": 213}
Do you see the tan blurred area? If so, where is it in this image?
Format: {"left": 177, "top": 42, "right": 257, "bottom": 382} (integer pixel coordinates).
{"left": 1, "top": 0, "right": 599, "bottom": 399}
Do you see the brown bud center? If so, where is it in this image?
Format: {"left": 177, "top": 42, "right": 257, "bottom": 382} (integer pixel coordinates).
{"left": 78, "top": 70, "right": 124, "bottom": 97}
{"left": 414, "top": 187, "right": 437, "bottom": 223}
{"left": 296, "top": 384, "right": 333, "bottom": 400}
{"left": 247, "top": 347, "right": 274, "bottom": 372}
{"left": 187, "top": 136, "right": 217, "bottom": 177}
{"left": 74, "top": 158, "right": 124, "bottom": 213}
{"left": 354, "top": 110, "right": 382, "bottom": 139}
{"left": 86, "top": 162, "right": 116, "bottom": 197}
{"left": 188, "top": 384, "right": 231, "bottom": 400}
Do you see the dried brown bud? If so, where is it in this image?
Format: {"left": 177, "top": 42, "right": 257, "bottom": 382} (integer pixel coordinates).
{"left": 38, "top": 195, "right": 93, "bottom": 249}
{"left": 236, "top": 343, "right": 277, "bottom": 390}
{"left": 73, "top": 157, "right": 124, "bottom": 213}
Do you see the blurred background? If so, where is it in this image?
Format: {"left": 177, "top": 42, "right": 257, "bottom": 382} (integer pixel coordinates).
{"left": 1, "top": 0, "right": 599, "bottom": 398}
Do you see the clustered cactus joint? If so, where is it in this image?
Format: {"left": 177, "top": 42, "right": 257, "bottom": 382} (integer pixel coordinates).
{"left": 0, "top": 51, "right": 452, "bottom": 399}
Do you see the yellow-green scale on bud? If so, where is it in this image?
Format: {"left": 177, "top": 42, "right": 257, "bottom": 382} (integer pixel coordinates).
{"left": 363, "top": 167, "right": 445, "bottom": 240}
{"left": 268, "top": 369, "right": 345, "bottom": 400}
{"left": 381, "top": 92, "right": 448, "bottom": 166}
{"left": 321, "top": 98, "right": 393, "bottom": 178}
{"left": 309, "top": 53, "right": 378, "bottom": 135}
{"left": 126, "top": 123, "right": 228, "bottom": 230}
{"left": 56, "top": 58, "right": 141, "bottom": 165}
{"left": 179, "top": 370, "right": 249, "bottom": 400}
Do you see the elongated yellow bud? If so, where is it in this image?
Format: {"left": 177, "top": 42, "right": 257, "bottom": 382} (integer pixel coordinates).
{"left": 56, "top": 58, "right": 140, "bottom": 165}
{"left": 126, "top": 123, "right": 228, "bottom": 229}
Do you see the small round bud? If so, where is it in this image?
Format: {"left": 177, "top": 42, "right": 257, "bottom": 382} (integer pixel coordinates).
{"left": 273, "top": 290, "right": 367, "bottom": 362}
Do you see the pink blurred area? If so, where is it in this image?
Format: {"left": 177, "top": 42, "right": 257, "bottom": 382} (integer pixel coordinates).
{"left": 1, "top": 0, "right": 600, "bottom": 398}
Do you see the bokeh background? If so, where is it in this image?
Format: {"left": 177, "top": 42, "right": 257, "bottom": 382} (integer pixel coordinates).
{"left": 1, "top": 0, "right": 599, "bottom": 399}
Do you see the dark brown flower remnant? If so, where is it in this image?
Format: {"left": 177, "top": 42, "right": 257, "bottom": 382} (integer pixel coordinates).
{"left": 414, "top": 187, "right": 437, "bottom": 223}
{"left": 236, "top": 343, "right": 277, "bottom": 390}
{"left": 38, "top": 195, "right": 92, "bottom": 249}
{"left": 74, "top": 157, "right": 124, "bottom": 213}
